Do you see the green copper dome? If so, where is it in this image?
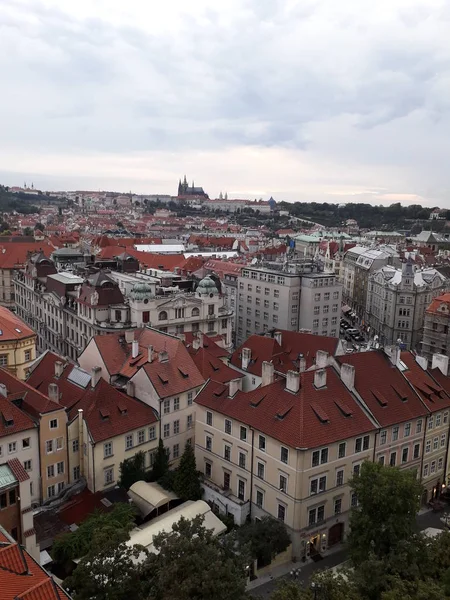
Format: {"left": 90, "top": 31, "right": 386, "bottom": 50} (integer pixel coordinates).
{"left": 130, "top": 281, "right": 154, "bottom": 301}
{"left": 197, "top": 275, "right": 218, "bottom": 295}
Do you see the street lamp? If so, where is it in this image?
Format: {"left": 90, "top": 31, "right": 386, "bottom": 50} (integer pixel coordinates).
{"left": 310, "top": 581, "right": 322, "bottom": 600}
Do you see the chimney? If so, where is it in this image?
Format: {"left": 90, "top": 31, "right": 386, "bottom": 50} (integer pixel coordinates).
{"left": 315, "top": 350, "right": 329, "bottom": 369}
{"left": 415, "top": 355, "right": 428, "bottom": 371}
{"left": 178, "top": 333, "right": 186, "bottom": 343}
{"left": 385, "top": 344, "right": 401, "bottom": 367}
{"left": 298, "top": 355, "right": 307, "bottom": 373}
{"left": 341, "top": 363, "right": 355, "bottom": 390}
{"left": 285, "top": 370, "right": 300, "bottom": 394}
{"left": 132, "top": 339, "right": 139, "bottom": 359}
{"left": 432, "top": 353, "right": 449, "bottom": 376}
{"left": 192, "top": 336, "right": 201, "bottom": 351}
{"left": 314, "top": 368, "right": 327, "bottom": 389}
{"left": 148, "top": 345, "right": 154, "bottom": 363}
{"left": 242, "top": 347, "right": 251, "bottom": 370}
{"left": 125, "top": 330, "right": 134, "bottom": 343}
{"left": 48, "top": 383, "right": 59, "bottom": 403}
{"left": 54, "top": 361, "right": 64, "bottom": 378}
{"left": 0, "top": 383, "right": 7, "bottom": 398}
{"left": 126, "top": 380, "right": 135, "bottom": 397}
{"left": 262, "top": 361, "right": 274, "bottom": 387}
{"left": 274, "top": 331, "right": 282, "bottom": 346}
{"left": 196, "top": 331, "right": 204, "bottom": 348}
{"left": 159, "top": 350, "right": 169, "bottom": 363}
{"left": 228, "top": 378, "right": 242, "bottom": 398}
{"left": 91, "top": 366, "right": 102, "bottom": 388}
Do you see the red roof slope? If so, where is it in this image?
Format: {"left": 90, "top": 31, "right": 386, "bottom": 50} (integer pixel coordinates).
{"left": 426, "top": 293, "right": 450, "bottom": 316}
{"left": 0, "top": 391, "right": 35, "bottom": 439}
{"left": 0, "top": 539, "right": 70, "bottom": 600}
{"left": 189, "top": 348, "right": 243, "bottom": 384}
{"left": 337, "top": 351, "right": 428, "bottom": 427}
{"left": 196, "top": 367, "right": 375, "bottom": 448}
{"left": 0, "top": 366, "right": 61, "bottom": 419}
{"left": 0, "top": 307, "right": 35, "bottom": 341}
{"left": 401, "top": 352, "right": 450, "bottom": 411}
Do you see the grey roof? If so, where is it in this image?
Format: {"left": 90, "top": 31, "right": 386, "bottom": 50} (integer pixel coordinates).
{"left": 48, "top": 273, "right": 84, "bottom": 284}
{"left": 67, "top": 366, "right": 91, "bottom": 388}
{"left": 0, "top": 465, "right": 16, "bottom": 489}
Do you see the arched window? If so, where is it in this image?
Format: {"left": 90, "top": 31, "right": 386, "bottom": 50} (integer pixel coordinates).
{"left": 158, "top": 311, "right": 168, "bottom": 321}
{"left": 191, "top": 307, "right": 200, "bottom": 317}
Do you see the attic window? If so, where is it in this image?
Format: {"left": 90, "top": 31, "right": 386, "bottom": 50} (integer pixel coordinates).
{"left": 334, "top": 399, "right": 353, "bottom": 418}
{"left": 213, "top": 387, "right": 226, "bottom": 397}
{"left": 209, "top": 361, "right": 220, "bottom": 372}
{"left": 276, "top": 406, "right": 293, "bottom": 420}
{"left": 0, "top": 330, "right": 3, "bottom": 336}
{"left": 250, "top": 395, "right": 266, "bottom": 408}
{"left": 178, "top": 367, "right": 189, "bottom": 378}
{"left": 311, "top": 403, "right": 330, "bottom": 423}
{"left": 117, "top": 402, "right": 127, "bottom": 415}
{"left": 2, "top": 410, "right": 14, "bottom": 427}
{"left": 158, "top": 374, "right": 169, "bottom": 385}
{"left": 391, "top": 385, "right": 408, "bottom": 402}
{"left": 372, "top": 389, "right": 388, "bottom": 407}
{"left": 15, "top": 328, "right": 22, "bottom": 333}
{"left": 100, "top": 408, "right": 110, "bottom": 420}
{"left": 129, "top": 355, "right": 141, "bottom": 366}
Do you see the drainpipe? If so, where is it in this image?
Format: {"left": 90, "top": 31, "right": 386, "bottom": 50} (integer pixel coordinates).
{"left": 78, "top": 409, "right": 84, "bottom": 477}
{"left": 248, "top": 427, "right": 255, "bottom": 521}
{"left": 419, "top": 416, "right": 428, "bottom": 491}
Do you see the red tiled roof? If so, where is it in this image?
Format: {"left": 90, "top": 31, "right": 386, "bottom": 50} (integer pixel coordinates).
{"left": 189, "top": 348, "right": 243, "bottom": 384}
{"left": 183, "top": 332, "right": 229, "bottom": 358}
{"left": 426, "top": 293, "right": 450, "bottom": 316}
{"left": 0, "top": 307, "right": 35, "bottom": 341}
{"left": 0, "top": 541, "right": 70, "bottom": 600}
{"left": 58, "top": 488, "right": 112, "bottom": 526}
{"left": 195, "top": 367, "right": 375, "bottom": 448}
{"left": 0, "top": 367, "right": 61, "bottom": 420}
{"left": 0, "top": 390, "right": 35, "bottom": 439}
{"left": 7, "top": 458, "right": 29, "bottom": 483}
{"left": 401, "top": 352, "right": 450, "bottom": 411}
{"left": 337, "top": 351, "right": 428, "bottom": 427}
{"left": 0, "top": 241, "right": 56, "bottom": 270}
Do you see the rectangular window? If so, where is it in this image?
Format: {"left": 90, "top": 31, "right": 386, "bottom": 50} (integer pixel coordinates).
{"left": 206, "top": 411, "right": 213, "bottom": 426}
{"left": 0, "top": 355, "right": 8, "bottom": 366}
{"left": 187, "top": 392, "right": 193, "bottom": 406}
{"left": 22, "top": 437, "right": 30, "bottom": 449}
{"left": 126, "top": 434, "right": 133, "bottom": 449}
{"left": 8, "top": 442, "right": 17, "bottom": 454}
{"left": 224, "top": 445, "right": 231, "bottom": 461}
{"left": 259, "top": 435, "right": 266, "bottom": 452}
{"left": 433, "top": 437, "right": 439, "bottom": 450}
{"left": 363, "top": 435, "right": 369, "bottom": 450}
{"left": 390, "top": 452, "right": 396, "bottom": 466}
{"left": 423, "top": 464, "right": 429, "bottom": 477}
{"left": 355, "top": 438, "right": 362, "bottom": 453}
{"left": 256, "top": 490, "right": 264, "bottom": 508}
{"left": 187, "top": 415, "right": 193, "bottom": 429}
{"left": 73, "top": 465, "right": 80, "bottom": 480}
{"left": 436, "top": 413, "right": 442, "bottom": 427}
{"left": 438, "top": 457, "right": 444, "bottom": 470}
{"left": 225, "top": 419, "right": 232, "bottom": 435}
{"left": 104, "top": 467, "right": 114, "bottom": 485}
{"left": 404, "top": 423, "right": 411, "bottom": 437}
{"left": 24, "top": 349, "right": 31, "bottom": 361}
{"left": 277, "top": 504, "right": 286, "bottom": 522}
{"left": 47, "top": 464, "right": 55, "bottom": 478}
{"left": 281, "top": 446, "right": 289, "bottom": 464}
{"left": 173, "top": 444, "right": 180, "bottom": 459}
{"left": 104, "top": 442, "right": 113, "bottom": 458}
{"left": 173, "top": 420, "right": 180, "bottom": 435}
{"left": 149, "top": 426, "right": 156, "bottom": 440}
{"left": 431, "top": 461, "right": 436, "bottom": 474}
{"left": 351, "top": 492, "right": 358, "bottom": 507}
{"left": 223, "top": 472, "right": 230, "bottom": 489}
{"left": 334, "top": 498, "right": 342, "bottom": 515}
{"left": 426, "top": 440, "right": 431, "bottom": 453}
{"left": 380, "top": 431, "right": 387, "bottom": 445}
{"left": 138, "top": 430, "right": 145, "bottom": 444}
{"left": 56, "top": 437, "right": 63, "bottom": 450}
{"left": 46, "top": 440, "right": 53, "bottom": 454}
{"left": 57, "top": 461, "right": 64, "bottom": 474}
{"left": 173, "top": 397, "right": 180, "bottom": 411}
{"left": 428, "top": 416, "right": 434, "bottom": 430}
{"left": 72, "top": 439, "right": 79, "bottom": 453}
{"left": 238, "top": 479, "right": 245, "bottom": 500}
{"left": 413, "top": 443, "right": 420, "bottom": 459}
{"left": 444, "top": 412, "right": 449, "bottom": 425}
{"left": 47, "top": 485, "right": 56, "bottom": 498}
{"left": 206, "top": 436, "right": 212, "bottom": 451}
{"left": 205, "top": 462, "right": 212, "bottom": 478}
{"left": 163, "top": 424, "right": 170, "bottom": 438}
{"left": 402, "top": 448, "right": 408, "bottom": 464}
{"left": 23, "top": 460, "right": 32, "bottom": 472}
{"left": 441, "top": 433, "right": 446, "bottom": 447}
{"left": 239, "top": 452, "right": 246, "bottom": 469}
{"left": 336, "top": 469, "right": 344, "bottom": 486}
{"left": 392, "top": 426, "right": 399, "bottom": 441}
{"left": 416, "top": 419, "right": 423, "bottom": 434}
{"left": 163, "top": 399, "right": 170, "bottom": 414}
{"left": 279, "top": 474, "right": 288, "bottom": 493}
{"left": 257, "top": 462, "right": 265, "bottom": 479}
{"left": 378, "top": 455, "right": 385, "bottom": 465}
{"left": 50, "top": 419, "right": 58, "bottom": 429}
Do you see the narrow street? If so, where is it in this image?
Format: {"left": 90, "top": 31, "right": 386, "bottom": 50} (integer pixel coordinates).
{"left": 249, "top": 508, "right": 449, "bottom": 598}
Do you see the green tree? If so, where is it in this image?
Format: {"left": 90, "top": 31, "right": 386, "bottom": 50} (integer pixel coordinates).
{"left": 64, "top": 531, "right": 148, "bottom": 600}
{"left": 52, "top": 503, "right": 136, "bottom": 565}
{"left": 151, "top": 439, "right": 169, "bottom": 481}
{"left": 237, "top": 516, "right": 290, "bottom": 567}
{"left": 119, "top": 451, "right": 147, "bottom": 490}
{"left": 145, "top": 515, "right": 249, "bottom": 600}
{"left": 23, "top": 227, "right": 33, "bottom": 236}
{"left": 173, "top": 442, "right": 202, "bottom": 500}
{"left": 347, "top": 462, "right": 422, "bottom": 566}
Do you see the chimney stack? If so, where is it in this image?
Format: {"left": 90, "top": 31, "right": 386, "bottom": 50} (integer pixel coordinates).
{"left": 126, "top": 380, "right": 135, "bottom": 397}
{"left": 315, "top": 350, "right": 329, "bottom": 369}
{"left": 242, "top": 347, "right": 251, "bottom": 370}
{"left": 91, "top": 366, "right": 102, "bottom": 388}
{"left": 415, "top": 355, "right": 428, "bottom": 371}
{"left": 54, "top": 361, "right": 64, "bottom": 378}
{"left": 314, "top": 368, "right": 327, "bottom": 389}
{"left": 385, "top": 344, "right": 401, "bottom": 368}
{"left": 148, "top": 345, "right": 154, "bottom": 363}
{"left": 0, "top": 384, "right": 7, "bottom": 398}
{"left": 48, "top": 383, "right": 59, "bottom": 403}
{"left": 341, "top": 363, "right": 355, "bottom": 390}
{"left": 125, "top": 330, "right": 134, "bottom": 344}
{"left": 132, "top": 339, "right": 139, "bottom": 359}
{"left": 432, "top": 353, "right": 449, "bottom": 376}
{"left": 298, "top": 355, "right": 307, "bottom": 373}
{"left": 159, "top": 350, "right": 169, "bottom": 363}
{"left": 285, "top": 370, "right": 300, "bottom": 394}
{"left": 274, "top": 331, "right": 282, "bottom": 346}
{"left": 228, "top": 378, "right": 242, "bottom": 398}
{"left": 261, "top": 361, "right": 274, "bottom": 387}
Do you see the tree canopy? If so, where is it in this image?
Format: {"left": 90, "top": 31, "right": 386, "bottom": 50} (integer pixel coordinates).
{"left": 237, "top": 516, "right": 291, "bottom": 567}
{"left": 119, "top": 450, "right": 147, "bottom": 490}
{"left": 172, "top": 443, "right": 202, "bottom": 501}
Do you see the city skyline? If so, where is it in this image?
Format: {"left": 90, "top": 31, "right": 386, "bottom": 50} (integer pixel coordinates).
{"left": 2, "top": 0, "right": 450, "bottom": 206}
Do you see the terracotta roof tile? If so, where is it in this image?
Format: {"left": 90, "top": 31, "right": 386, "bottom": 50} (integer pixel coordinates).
{"left": 195, "top": 367, "right": 375, "bottom": 448}
{"left": 0, "top": 367, "right": 61, "bottom": 420}
{"left": 7, "top": 458, "right": 29, "bottom": 483}
{"left": 401, "top": 352, "right": 450, "bottom": 411}
{"left": 0, "top": 307, "right": 35, "bottom": 341}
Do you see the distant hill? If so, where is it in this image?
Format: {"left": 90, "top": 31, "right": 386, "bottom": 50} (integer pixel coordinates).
{"left": 0, "top": 185, "right": 43, "bottom": 214}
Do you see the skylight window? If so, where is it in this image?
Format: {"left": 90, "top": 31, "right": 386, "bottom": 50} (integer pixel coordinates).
{"left": 15, "top": 328, "right": 22, "bottom": 333}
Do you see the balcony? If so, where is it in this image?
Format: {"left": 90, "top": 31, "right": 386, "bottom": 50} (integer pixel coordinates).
{"left": 201, "top": 478, "right": 250, "bottom": 526}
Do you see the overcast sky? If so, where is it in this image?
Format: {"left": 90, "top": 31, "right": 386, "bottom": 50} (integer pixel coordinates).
{"left": 1, "top": 0, "right": 450, "bottom": 205}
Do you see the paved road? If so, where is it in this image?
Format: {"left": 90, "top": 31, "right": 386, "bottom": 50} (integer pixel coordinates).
{"left": 249, "top": 508, "right": 448, "bottom": 598}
